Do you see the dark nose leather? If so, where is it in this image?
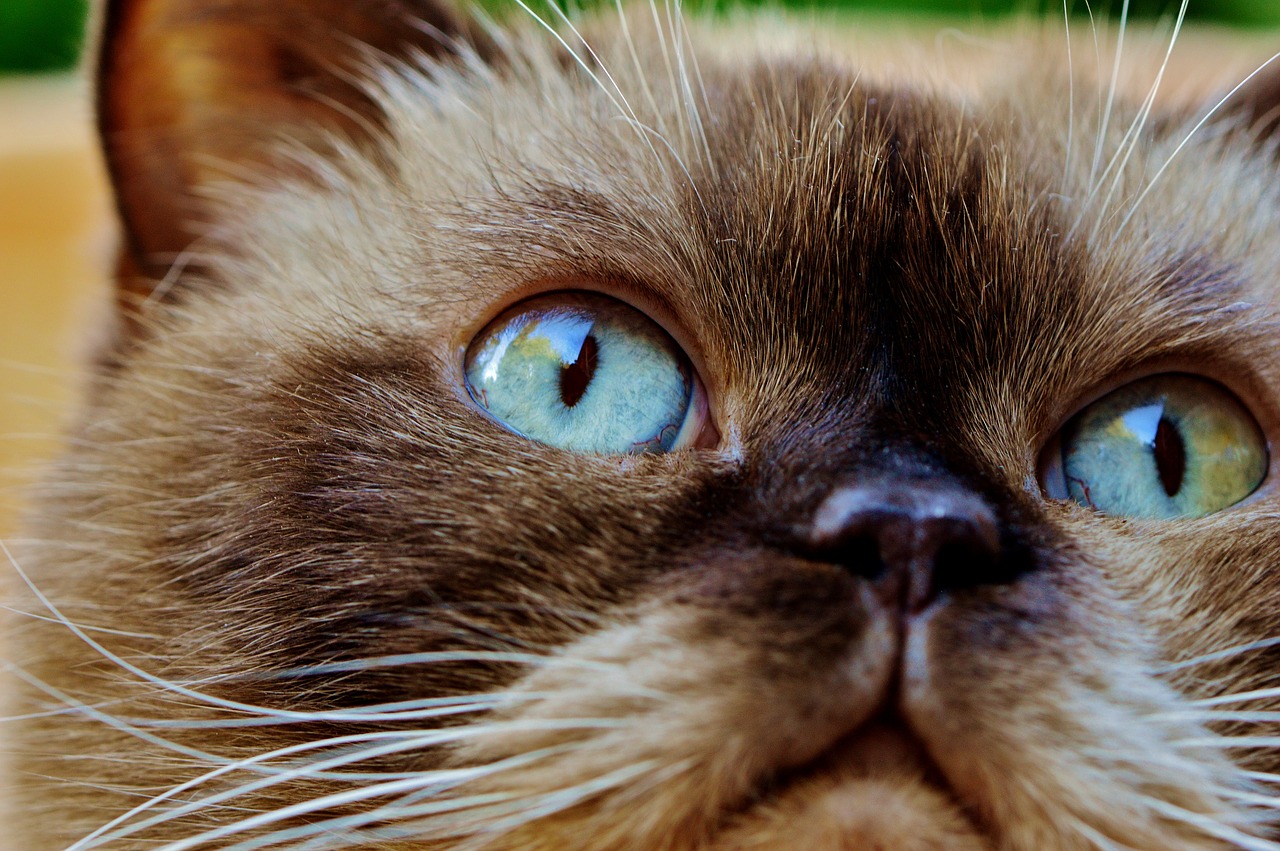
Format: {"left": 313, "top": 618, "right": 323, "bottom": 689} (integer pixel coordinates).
{"left": 807, "top": 481, "right": 1001, "bottom": 612}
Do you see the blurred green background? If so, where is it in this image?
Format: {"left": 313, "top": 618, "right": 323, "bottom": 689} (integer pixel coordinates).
{"left": 0, "top": 0, "right": 1278, "bottom": 74}
{"left": 0, "top": 0, "right": 89, "bottom": 73}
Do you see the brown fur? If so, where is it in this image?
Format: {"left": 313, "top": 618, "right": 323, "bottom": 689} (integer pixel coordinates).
{"left": 8, "top": 2, "right": 1280, "bottom": 848}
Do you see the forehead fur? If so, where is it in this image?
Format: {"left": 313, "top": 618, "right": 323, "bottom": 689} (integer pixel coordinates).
{"left": 192, "top": 17, "right": 1280, "bottom": 481}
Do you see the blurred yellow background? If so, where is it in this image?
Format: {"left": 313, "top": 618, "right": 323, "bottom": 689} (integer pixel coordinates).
{"left": 0, "top": 76, "right": 112, "bottom": 537}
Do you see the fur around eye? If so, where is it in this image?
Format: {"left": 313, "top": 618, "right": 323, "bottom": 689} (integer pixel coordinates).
{"left": 1041, "top": 374, "right": 1267, "bottom": 518}
{"left": 464, "top": 293, "right": 706, "bottom": 454}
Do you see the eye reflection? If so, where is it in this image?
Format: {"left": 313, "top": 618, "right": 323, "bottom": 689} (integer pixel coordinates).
{"left": 1044, "top": 374, "right": 1267, "bottom": 519}
{"left": 464, "top": 293, "right": 701, "bottom": 455}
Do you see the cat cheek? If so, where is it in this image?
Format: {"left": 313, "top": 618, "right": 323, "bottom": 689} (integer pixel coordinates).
{"left": 905, "top": 570, "right": 1235, "bottom": 846}
{"left": 452, "top": 561, "right": 899, "bottom": 842}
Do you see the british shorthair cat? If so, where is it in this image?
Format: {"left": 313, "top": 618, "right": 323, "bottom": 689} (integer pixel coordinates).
{"left": 8, "top": 0, "right": 1280, "bottom": 848}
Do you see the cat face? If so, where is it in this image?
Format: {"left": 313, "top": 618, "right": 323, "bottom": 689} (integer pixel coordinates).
{"left": 11, "top": 1, "right": 1280, "bottom": 848}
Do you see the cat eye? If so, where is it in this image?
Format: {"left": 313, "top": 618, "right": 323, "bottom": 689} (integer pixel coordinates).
{"left": 464, "top": 293, "right": 708, "bottom": 454}
{"left": 1040, "top": 374, "right": 1268, "bottom": 519}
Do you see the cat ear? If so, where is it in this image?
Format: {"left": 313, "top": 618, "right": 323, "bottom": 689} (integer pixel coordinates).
{"left": 1219, "top": 57, "right": 1280, "bottom": 140}
{"left": 98, "top": 0, "right": 491, "bottom": 303}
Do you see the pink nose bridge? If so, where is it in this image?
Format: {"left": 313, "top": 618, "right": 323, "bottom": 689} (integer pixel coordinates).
{"left": 808, "top": 482, "right": 1002, "bottom": 612}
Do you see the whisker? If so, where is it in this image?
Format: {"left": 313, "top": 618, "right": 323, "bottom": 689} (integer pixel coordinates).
{"left": 1086, "top": 0, "right": 1128, "bottom": 194}
{"left": 1088, "top": 0, "right": 1189, "bottom": 238}
{"left": 7, "top": 661, "right": 234, "bottom": 765}
{"left": 1080, "top": 743, "right": 1227, "bottom": 776}
{"left": 1145, "top": 799, "right": 1280, "bottom": 851}
{"left": 1155, "top": 636, "right": 1280, "bottom": 674}
{"left": 1244, "top": 771, "right": 1280, "bottom": 785}
{"left": 0, "top": 602, "right": 158, "bottom": 637}
{"left": 7, "top": 542, "right": 642, "bottom": 727}
{"left": 1114, "top": 48, "right": 1280, "bottom": 242}
{"left": 677, "top": 0, "right": 712, "bottom": 157}
{"left": 75, "top": 730, "right": 466, "bottom": 849}
{"left": 153, "top": 747, "right": 654, "bottom": 851}
{"left": 510, "top": 0, "right": 661, "bottom": 163}
{"left": 82, "top": 736, "right": 585, "bottom": 849}
{"left": 160, "top": 791, "right": 520, "bottom": 851}
{"left": 0, "top": 688, "right": 138, "bottom": 724}
{"left": 666, "top": 0, "right": 711, "bottom": 167}
{"left": 1071, "top": 818, "right": 1139, "bottom": 851}
{"left": 210, "top": 758, "right": 663, "bottom": 851}
{"left": 1158, "top": 710, "right": 1280, "bottom": 724}
{"left": 648, "top": 0, "right": 681, "bottom": 153}
{"left": 1060, "top": 0, "right": 1075, "bottom": 189}
{"left": 14, "top": 658, "right": 523, "bottom": 799}
{"left": 252, "top": 650, "right": 625, "bottom": 679}
{"left": 123, "top": 693, "right": 540, "bottom": 729}
{"left": 614, "top": 0, "right": 664, "bottom": 124}
{"left": 1175, "top": 736, "right": 1280, "bottom": 750}
{"left": 1219, "top": 789, "right": 1280, "bottom": 810}
{"left": 465, "top": 757, "right": 661, "bottom": 837}
{"left": 510, "top": 0, "right": 707, "bottom": 215}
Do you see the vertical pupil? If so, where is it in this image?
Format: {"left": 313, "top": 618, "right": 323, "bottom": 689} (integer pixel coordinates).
{"left": 559, "top": 334, "right": 598, "bottom": 408}
{"left": 1153, "top": 415, "right": 1185, "bottom": 497}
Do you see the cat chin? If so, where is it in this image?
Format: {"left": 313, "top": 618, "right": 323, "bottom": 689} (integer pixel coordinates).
{"left": 714, "top": 777, "right": 985, "bottom": 851}
{"left": 711, "top": 721, "right": 988, "bottom": 850}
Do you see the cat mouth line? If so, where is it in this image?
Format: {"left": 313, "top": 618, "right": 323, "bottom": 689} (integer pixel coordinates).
{"left": 716, "top": 709, "right": 989, "bottom": 843}
{"left": 775, "top": 714, "right": 946, "bottom": 787}
{"left": 706, "top": 605, "right": 996, "bottom": 846}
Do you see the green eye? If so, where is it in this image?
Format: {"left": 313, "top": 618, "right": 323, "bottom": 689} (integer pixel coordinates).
{"left": 464, "top": 293, "right": 704, "bottom": 454}
{"left": 1043, "top": 374, "right": 1268, "bottom": 518}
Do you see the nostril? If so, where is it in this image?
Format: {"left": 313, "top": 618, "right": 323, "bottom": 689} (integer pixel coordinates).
{"left": 823, "top": 534, "right": 886, "bottom": 581}
{"left": 931, "top": 538, "right": 1013, "bottom": 600}
{"left": 802, "top": 479, "right": 1022, "bottom": 610}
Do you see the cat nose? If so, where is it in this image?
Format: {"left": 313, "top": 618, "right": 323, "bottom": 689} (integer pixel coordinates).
{"left": 806, "top": 481, "right": 1001, "bottom": 612}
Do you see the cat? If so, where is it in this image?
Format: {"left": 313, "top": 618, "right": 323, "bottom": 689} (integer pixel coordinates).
{"left": 8, "top": 0, "right": 1280, "bottom": 847}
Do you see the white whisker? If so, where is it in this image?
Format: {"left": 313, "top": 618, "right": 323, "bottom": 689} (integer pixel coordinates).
{"left": 648, "top": 0, "right": 682, "bottom": 152}
{"left": 1145, "top": 799, "right": 1280, "bottom": 851}
{"left": 1086, "top": 0, "right": 1128, "bottom": 194}
{"left": 1176, "top": 736, "right": 1280, "bottom": 749}
{"left": 511, "top": 0, "right": 706, "bottom": 214}
{"left": 1244, "top": 771, "right": 1280, "bottom": 785}
{"left": 1219, "top": 789, "right": 1280, "bottom": 809}
{"left": 667, "top": 0, "right": 712, "bottom": 167}
{"left": 7, "top": 661, "right": 234, "bottom": 768}
{"left": 76, "top": 730, "right": 467, "bottom": 849}
{"left": 7, "top": 541, "right": 653, "bottom": 728}
{"left": 1071, "top": 818, "right": 1139, "bottom": 851}
{"left": 615, "top": 0, "right": 664, "bottom": 123}
{"left": 165, "top": 791, "right": 520, "bottom": 851}
{"left": 212, "top": 758, "right": 663, "bottom": 851}
{"left": 511, "top": 0, "right": 663, "bottom": 165}
{"left": 81, "top": 737, "right": 585, "bottom": 849}
{"left": 250, "top": 651, "right": 603, "bottom": 679}
{"left": 467, "top": 757, "right": 661, "bottom": 836}
{"left": 1114, "top": 48, "right": 1280, "bottom": 241}
{"left": 1086, "top": 0, "right": 1188, "bottom": 236}
{"left": 1156, "top": 636, "right": 1280, "bottom": 674}
{"left": 123, "top": 699, "right": 501, "bottom": 729}
{"left": 1061, "top": 0, "right": 1075, "bottom": 189}
{"left": 0, "top": 602, "right": 157, "bottom": 637}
